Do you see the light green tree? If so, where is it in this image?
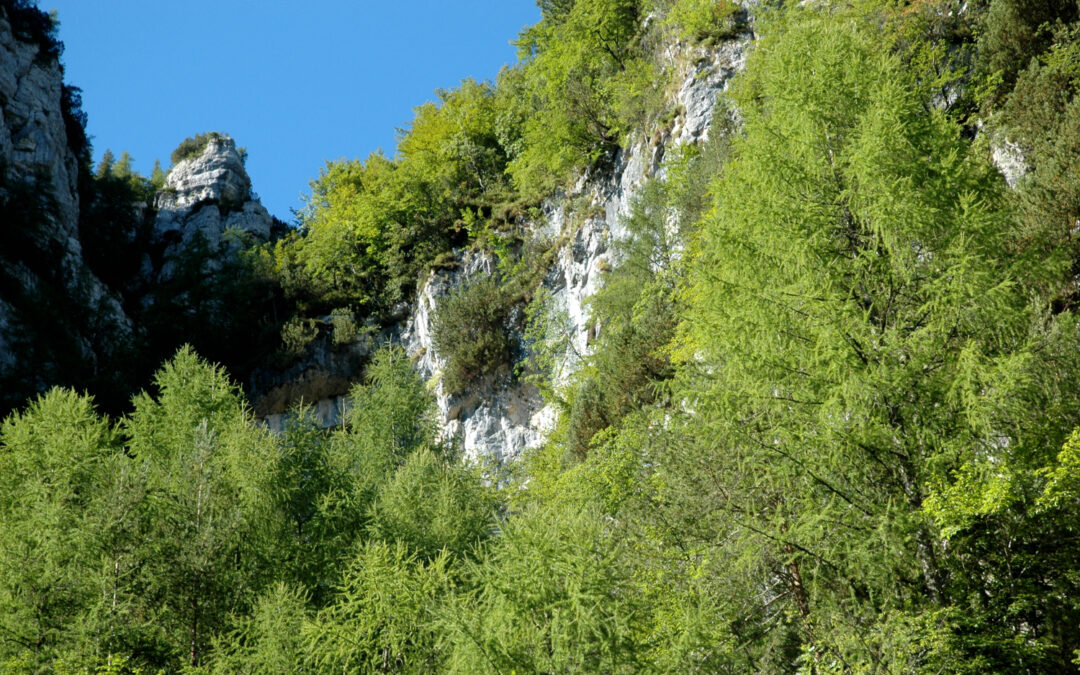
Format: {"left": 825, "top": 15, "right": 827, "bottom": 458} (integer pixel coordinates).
{"left": 662, "top": 5, "right": 1080, "bottom": 669}
{"left": 368, "top": 447, "right": 498, "bottom": 560}
{"left": 444, "top": 501, "right": 646, "bottom": 673}
{"left": 0, "top": 390, "right": 117, "bottom": 671}
{"left": 204, "top": 583, "right": 310, "bottom": 674}
{"left": 302, "top": 541, "right": 453, "bottom": 673}
{"left": 123, "top": 347, "right": 282, "bottom": 669}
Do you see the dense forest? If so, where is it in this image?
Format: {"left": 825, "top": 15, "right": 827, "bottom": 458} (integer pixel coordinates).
{"left": 4, "top": 0, "right": 1080, "bottom": 671}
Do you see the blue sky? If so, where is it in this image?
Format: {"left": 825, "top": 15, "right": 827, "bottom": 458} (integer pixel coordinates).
{"left": 44, "top": 1, "right": 541, "bottom": 221}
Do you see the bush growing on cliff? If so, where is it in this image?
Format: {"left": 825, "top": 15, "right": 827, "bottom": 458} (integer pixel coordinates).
{"left": 661, "top": 0, "right": 744, "bottom": 41}
{"left": 433, "top": 276, "right": 517, "bottom": 395}
{"left": 169, "top": 131, "right": 226, "bottom": 166}
{"left": 328, "top": 307, "right": 359, "bottom": 346}
{"left": 504, "top": 0, "right": 654, "bottom": 194}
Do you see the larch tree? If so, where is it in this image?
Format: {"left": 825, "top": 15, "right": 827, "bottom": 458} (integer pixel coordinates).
{"left": 664, "top": 6, "right": 1080, "bottom": 669}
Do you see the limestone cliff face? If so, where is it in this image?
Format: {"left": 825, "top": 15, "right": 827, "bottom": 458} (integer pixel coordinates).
{"left": 401, "top": 37, "right": 750, "bottom": 462}
{"left": 153, "top": 135, "right": 273, "bottom": 269}
{"left": 0, "top": 6, "right": 130, "bottom": 402}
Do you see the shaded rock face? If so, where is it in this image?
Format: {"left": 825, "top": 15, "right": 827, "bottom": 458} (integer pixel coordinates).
{"left": 154, "top": 135, "right": 273, "bottom": 254}
{"left": 401, "top": 36, "right": 751, "bottom": 462}
{"left": 0, "top": 7, "right": 131, "bottom": 409}
{"left": 252, "top": 328, "right": 381, "bottom": 426}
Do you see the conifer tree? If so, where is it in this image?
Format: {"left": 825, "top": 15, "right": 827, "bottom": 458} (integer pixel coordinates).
{"left": 95, "top": 148, "right": 115, "bottom": 179}
{"left": 0, "top": 390, "right": 117, "bottom": 670}
{"left": 122, "top": 348, "right": 281, "bottom": 668}
{"left": 666, "top": 6, "right": 1080, "bottom": 669}
{"left": 150, "top": 158, "right": 166, "bottom": 189}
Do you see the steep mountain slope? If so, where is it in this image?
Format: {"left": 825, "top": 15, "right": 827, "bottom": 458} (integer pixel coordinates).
{"left": 0, "top": 3, "right": 284, "bottom": 416}
{"left": 7, "top": 1, "right": 1080, "bottom": 671}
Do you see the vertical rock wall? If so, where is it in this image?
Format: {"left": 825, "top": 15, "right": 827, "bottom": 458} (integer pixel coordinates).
{"left": 0, "top": 7, "right": 131, "bottom": 398}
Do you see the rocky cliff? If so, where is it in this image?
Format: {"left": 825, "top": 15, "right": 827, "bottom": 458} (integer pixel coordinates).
{"left": 400, "top": 37, "right": 750, "bottom": 462}
{"left": 152, "top": 134, "right": 274, "bottom": 277}
{"left": 0, "top": 5, "right": 130, "bottom": 410}
{"left": 0, "top": 11, "right": 78, "bottom": 229}
{"left": 253, "top": 34, "right": 751, "bottom": 459}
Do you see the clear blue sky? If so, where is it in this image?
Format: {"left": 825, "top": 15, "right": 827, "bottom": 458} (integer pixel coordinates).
{"left": 44, "top": 1, "right": 541, "bottom": 221}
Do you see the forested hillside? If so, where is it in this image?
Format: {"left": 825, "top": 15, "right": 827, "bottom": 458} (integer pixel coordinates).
{"left": 4, "top": 0, "right": 1080, "bottom": 672}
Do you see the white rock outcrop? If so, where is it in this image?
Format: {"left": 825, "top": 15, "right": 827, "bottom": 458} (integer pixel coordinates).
{"left": 154, "top": 135, "right": 273, "bottom": 251}
{"left": 991, "top": 135, "right": 1028, "bottom": 188}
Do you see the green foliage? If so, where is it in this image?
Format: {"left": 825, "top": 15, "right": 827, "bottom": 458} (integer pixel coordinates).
{"left": 123, "top": 347, "right": 282, "bottom": 668}
{"left": 563, "top": 181, "right": 685, "bottom": 457}
{"left": 80, "top": 150, "right": 157, "bottom": 292}
{"left": 303, "top": 542, "right": 453, "bottom": 673}
{"left": 661, "top": 0, "right": 744, "bottom": 42}
{"left": 554, "top": 129, "right": 727, "bottom": 459}
{"left": 432, "top": 276, "right": 517, "bottom": 395}
{"left": 150, "top": 159, "right": 166, "bottom": 189}
{"left": 996, "top": 26, "right": 1080, "bottom": 306}
{"left": 268, "top": 408, "right": 357, "bottom": 604}
{"left": 977, "top": 0, "right": 1077, "bottom": 96}
{"left": 2, "top": 0, "right": 63, "bottom": 64}
{"left": 328, "top": 306, "right": 359, "bottom": 346}
{"left": 140, "top": 230, "right": 288, "bottom": 386}
{"left": 445, "top": 502, "right": 645, "bottom": 673}
{"left": 96, "top": 149, "right": 116, "bottom": 178}
{"left": 662, "top": 5, "right": 1080, "bottom": 668}
{"left": 505, "top": 0, "right": 655, "bottom": 193}
{"left": 280, "top": 315, "right": 318, "bottom": 356}
{"left": 169, "top": 131, "right": 226, "bottom": 166}
{"left": 368, "top": 447, "right": 498, "bottom": 560}
{"left": 204, "top": 583, "right": 310, "bottom": 674}
{"left": 7, "top": 2, "right": 1080, "bottom": 672}
{"left": 0, "top": 389, "right": 118, "bottom": 670}
{"left": 520, "top": 286, "right": 576, "bottom": 398}
{"left": 289, "top": 80, "right": 503, "bottom": 320}
{"left": 338, "top": 345, "right": 437, "bottom": 487}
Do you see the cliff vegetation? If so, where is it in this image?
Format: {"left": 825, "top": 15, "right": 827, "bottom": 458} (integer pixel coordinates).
{"left": 4, "top": 0, "right": 1080, "bottom": 672}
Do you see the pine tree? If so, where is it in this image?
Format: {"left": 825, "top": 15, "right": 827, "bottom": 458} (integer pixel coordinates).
{"left": 111, "top": 151, "right": 133, "bottom": 180}
{"left": 95, "top": 149, "right": 115, "bottom": 179}
{"left": 150, "top": 158, "right": 166, "bottom": 190}
{"left": 0, "top": 390, "right": 118, "bottom": 670}
{"left": 122, "top": 348, "right": 281, "bottom": 669}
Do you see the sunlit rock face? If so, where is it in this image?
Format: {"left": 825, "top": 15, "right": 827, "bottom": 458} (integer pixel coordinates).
{"left": 0, "top": 12, "right": 79, "bottom": 233}
{"left": 991, "top": 135, "right": 1028, "bottom": 189}
{"left": 153, "top": 135, "right": 273, "bottom": 253}
{"left": 157, "top": 135, "right": 251, "bottom": 211}
{"left": 401, "top": 36, "right": 751, "bottom": 463}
